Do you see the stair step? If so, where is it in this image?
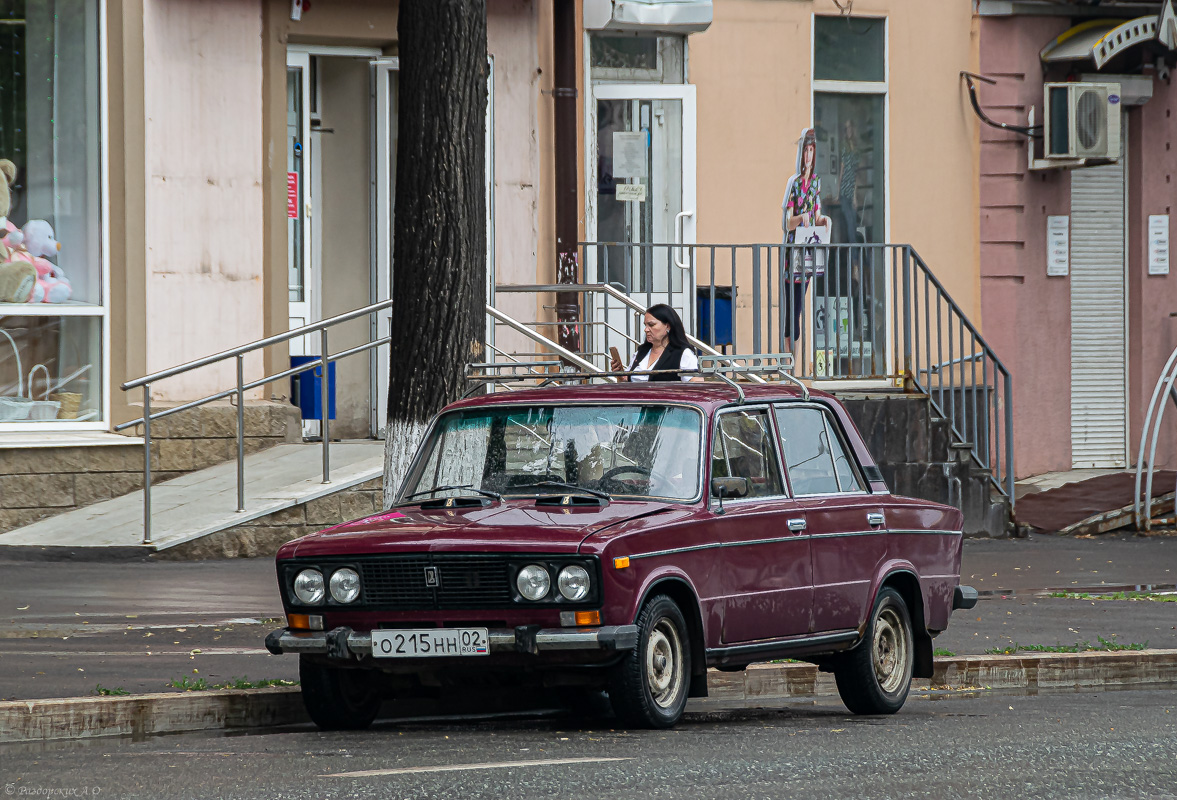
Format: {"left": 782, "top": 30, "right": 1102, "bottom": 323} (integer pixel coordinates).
{"left": 950, "top": 441, "right": 975, "bottom": 449}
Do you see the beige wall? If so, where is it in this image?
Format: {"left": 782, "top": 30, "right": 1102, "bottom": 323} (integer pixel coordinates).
{"left": 689, "top": 0, "right": 981, "bottom": 326}
{"left": 142, "top": 0, "right": 267, "bottom": 401}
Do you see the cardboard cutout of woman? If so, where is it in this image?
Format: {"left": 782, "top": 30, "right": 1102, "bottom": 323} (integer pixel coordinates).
{"left": 781, "top": 128, "right": 830, "bottom": 349}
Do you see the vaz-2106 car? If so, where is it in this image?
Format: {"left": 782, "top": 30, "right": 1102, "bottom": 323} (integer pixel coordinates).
{"left": 266, "top": 381, "right": 977, "bottom": 729}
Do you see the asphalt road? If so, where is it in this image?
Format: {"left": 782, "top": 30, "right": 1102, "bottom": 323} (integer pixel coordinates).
{"left": 2, "top": 688, "right": 1176, "bottom": 799}
{"left": 3, "top": 535, "right": 1177, "bottom": 700}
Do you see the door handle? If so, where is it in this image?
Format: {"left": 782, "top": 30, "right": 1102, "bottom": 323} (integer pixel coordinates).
{"left": 787, "top": 518, "right": 806, "bottom": 532}
{"left": 674, "top": 210, "right": 695, "bottom": 270}
{"left": 867, "top": 512, "right": 885, "bottom": 527}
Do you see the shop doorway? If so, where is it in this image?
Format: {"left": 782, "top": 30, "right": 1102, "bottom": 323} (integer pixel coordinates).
{"left": 285, "top": 47, "right": 396, "bottom": 439}
{"left": 586, "top": 83, "right": 696, "bottom": 353}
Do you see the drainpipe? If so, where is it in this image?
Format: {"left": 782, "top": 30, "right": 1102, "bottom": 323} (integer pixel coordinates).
{"left": 553, "top": 0, "right": 581, "bottom": 353}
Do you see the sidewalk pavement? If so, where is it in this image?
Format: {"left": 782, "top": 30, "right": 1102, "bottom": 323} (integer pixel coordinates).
{"left": 1, "top": 534, "right": 1175, "bottom": 702}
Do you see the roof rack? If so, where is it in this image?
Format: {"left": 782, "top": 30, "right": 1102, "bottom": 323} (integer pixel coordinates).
{"left": 465, "top": 353, "right": 808, "bottom": 403}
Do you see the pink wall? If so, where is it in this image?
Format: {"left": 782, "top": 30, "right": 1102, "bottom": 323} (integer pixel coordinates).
{"left": 980, "top": 15, "right": 1177, "bottom": 477}
{"left": 979, "top": 16, "right": 1072, "bottom": 477}
{"left": 1127, "top": 74, "right": 1177, "bottom": 471}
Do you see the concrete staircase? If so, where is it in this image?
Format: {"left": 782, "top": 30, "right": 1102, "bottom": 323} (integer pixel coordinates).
{"left": 837, "top": 392, "right": 1011, "bottom": 538}
{"left": 0, "top": 441, "right": 385, "bottom": 559}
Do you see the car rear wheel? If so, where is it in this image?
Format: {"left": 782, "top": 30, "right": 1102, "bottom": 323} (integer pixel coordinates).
{"left": 834, "top": 586, "right": 914, "bottom": 715}
{"left": 609, "top": 594, "right": 691, "bottom": 729}
{"left": 299, "top": 656, "right": 382, "bottom": 731}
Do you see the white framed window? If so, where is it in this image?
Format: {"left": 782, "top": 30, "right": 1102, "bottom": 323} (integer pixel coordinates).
{"left": 0, "top": 0, "right": 107, "bottom": 430}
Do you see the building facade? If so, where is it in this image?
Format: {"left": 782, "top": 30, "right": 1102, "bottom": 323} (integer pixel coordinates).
{"left": 977, "top": 0, "right": 1177, "bottom": 476}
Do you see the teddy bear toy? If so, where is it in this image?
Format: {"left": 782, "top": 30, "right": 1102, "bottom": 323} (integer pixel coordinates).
{"left": 0, "top": 159, "right": 37, "bottom": 303}
{"left": 18, "top": 220, "right": 71, "bottom": 304}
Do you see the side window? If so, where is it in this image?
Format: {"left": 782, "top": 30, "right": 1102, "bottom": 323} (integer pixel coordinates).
{"left": 773, "top": 406, "right": 840, "bottom": 496}
{"left": 826, "top": 415, "right": 866, "bottom": 492}
{"left": 711, "top": 409, "right": 784, "bottom": 498}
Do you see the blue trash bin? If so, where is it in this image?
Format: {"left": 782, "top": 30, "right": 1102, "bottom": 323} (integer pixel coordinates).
{"left": 290, "top": 356, "right": 336, "bottom": 421}
{"left": 696, "top": 286, "right": 735, "bottom": 348}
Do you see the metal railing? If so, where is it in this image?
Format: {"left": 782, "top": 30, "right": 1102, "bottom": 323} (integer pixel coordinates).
{"left": 116, "top": 300, "right": 395, "bottom": 545}
{"left": 1133, "top": 344, "right": 1177, "bottom": 531}
{"left": 502, "top": 241, "right": 1013, "bottom": 502}
{"left": 117, "top": 299, "right": 600, "bottom": 545}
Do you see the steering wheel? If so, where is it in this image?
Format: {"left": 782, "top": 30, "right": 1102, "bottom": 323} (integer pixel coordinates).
{"left": 601, "top": 465, "right": 652, "bottom": 482}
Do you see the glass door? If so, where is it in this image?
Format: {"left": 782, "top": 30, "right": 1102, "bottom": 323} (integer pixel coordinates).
{"left": 286, "top": 52, "right": 316, "bottom": 357}
{"left": 587, "top": 83, "right": 696, "bottom": 362}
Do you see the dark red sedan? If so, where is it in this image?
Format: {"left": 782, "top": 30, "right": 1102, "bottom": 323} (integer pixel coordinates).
{"left": 266, "top": 382, "right": 976, "bottom": 729}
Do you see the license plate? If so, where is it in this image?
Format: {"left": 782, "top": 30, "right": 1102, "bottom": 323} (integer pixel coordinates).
{"left": 371, "top": 628, "right": 489, "bottom": 658}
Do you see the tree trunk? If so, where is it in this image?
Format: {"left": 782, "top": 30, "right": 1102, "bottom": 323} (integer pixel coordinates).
{"left": 383, "top": 0, "right": 487, "bottom": 507}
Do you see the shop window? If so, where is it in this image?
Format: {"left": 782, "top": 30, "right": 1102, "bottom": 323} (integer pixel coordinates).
{"left": 0, "top": 0, "right": 103, "bottom": 425}
{"left": 814, "top": 16, "right": 885, "bottom": 83}
{"left": 812, "top": 15, "right": 886, "bottom": 378}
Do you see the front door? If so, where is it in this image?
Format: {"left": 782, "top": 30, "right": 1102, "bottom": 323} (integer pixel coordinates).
{"left": 587, "top": 83, "right": 696, "bottom": 364}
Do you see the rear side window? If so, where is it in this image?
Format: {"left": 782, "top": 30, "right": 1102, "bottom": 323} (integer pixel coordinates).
{"left": 711, "top": 409, "right": 784, "bottom": 498}
{"left": 774, "top": 406, "right": 864, "bottom": 495}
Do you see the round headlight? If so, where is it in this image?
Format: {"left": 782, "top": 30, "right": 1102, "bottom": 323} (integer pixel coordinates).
{"left": 557, "top": 565, "right": 591, "bottom": 601}
{"left": 516, "top": 564, "right": 551, "bottom": 601}
{"left": 329, "top": 568, "right": 361, "bottom": 604}
{"left": 293, "top": 569, "right": 324, "bottom": 605}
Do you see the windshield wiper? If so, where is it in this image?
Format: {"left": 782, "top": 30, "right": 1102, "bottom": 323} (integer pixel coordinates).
{"left": 531, "top": 481, "right": 611, "bottom": 501}
{"left": 403, "top": 484, "right": 503, "bottom": 502}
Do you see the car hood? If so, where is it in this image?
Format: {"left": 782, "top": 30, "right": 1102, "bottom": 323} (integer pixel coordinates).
{"left": 281, "top": 499, "right": 678, "bottom": 558}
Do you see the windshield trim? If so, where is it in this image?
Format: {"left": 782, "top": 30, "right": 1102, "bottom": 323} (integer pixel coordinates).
{"left": 397, "top": 401, "right": 707, "bottom": 507}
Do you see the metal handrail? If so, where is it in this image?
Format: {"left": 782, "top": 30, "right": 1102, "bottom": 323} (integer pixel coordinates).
{"left": 1133, "top": 344, "right": 1177, "bottom": 530}
{"left": 117, "top": 299, "right": 396, "bottom": 545}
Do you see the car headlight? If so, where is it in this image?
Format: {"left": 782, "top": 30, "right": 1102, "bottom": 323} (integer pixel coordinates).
{"left": 516, "top": 564, "right": 551, "bottom": 601}
{"left": 293, "top": 569, "right": 325, "bottom": 605}
{"left": 557, "top": 565, "right": 591, "bottom": 601}
{"left": 329, "top": 568, "right": 361, "bottom": 604}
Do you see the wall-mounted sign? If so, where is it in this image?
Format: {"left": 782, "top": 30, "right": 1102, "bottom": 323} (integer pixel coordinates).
{"left": 1047, "top": 215, "right": 1069, "bottom": 276}
{"left": 287, "top": 172, "right": 299, "bottom": 218}
{"left": 615, "top": 183, "right": 647, "bottom": 203}
{"left": 612, "top": 132, "right": 648, "bottom": 179}
{"left": 1148, "top": 214, "right": 1170, "bottom": 275}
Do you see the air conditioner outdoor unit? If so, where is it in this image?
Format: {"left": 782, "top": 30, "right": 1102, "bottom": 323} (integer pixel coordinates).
{"left": 1043, "top": 82, "right": 1121, "bottom": 159}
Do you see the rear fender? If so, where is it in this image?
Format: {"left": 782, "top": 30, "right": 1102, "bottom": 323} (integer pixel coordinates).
{"left": 871, "top": 563, "right": 934, "bottom": 679}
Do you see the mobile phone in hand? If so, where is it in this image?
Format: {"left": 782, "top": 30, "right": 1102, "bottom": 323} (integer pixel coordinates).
{"left": 609, "top": 346, "right": 622, "bottom": 369}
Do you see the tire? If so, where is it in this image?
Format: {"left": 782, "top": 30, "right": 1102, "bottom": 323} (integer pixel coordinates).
{"left": 609, "top": 594, "right": 692, "bottom": 729}
{"left": 834, "top": 586, "right": 914, "bottom": 715}
{"left": 299, "top": 655, "right": 382, "bottom": 731}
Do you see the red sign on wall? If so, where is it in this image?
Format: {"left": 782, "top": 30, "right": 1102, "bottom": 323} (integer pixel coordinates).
{"left": 287, "top": 172, "right": 299, "bottom": 218}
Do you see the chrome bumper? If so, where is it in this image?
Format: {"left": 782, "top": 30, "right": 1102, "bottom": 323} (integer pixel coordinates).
{"left": 265, "top": 624, "right": 639, "bottom": 659}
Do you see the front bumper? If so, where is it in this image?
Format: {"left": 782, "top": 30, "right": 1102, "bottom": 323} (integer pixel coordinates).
{"left": 265, "top": 624, "right": 639, "bottom": 660}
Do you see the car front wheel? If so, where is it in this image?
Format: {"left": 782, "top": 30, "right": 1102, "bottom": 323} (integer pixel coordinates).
{"left": 834, "top": 586, "right": 914, "bottom": 715}
{"left": 609, "top": 594, "right": 692, "bottom": 729}
{"left": 299, "top": 655, "right": 382, "bottom": 731}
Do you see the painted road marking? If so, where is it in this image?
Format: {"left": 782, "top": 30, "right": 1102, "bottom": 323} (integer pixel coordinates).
{"left": 322, "top": 756, "right": 632, "bottom": 778}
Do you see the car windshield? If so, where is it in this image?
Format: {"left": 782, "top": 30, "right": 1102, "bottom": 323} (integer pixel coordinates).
{"left": 402, "top": 404, "right": 703, "bottom": 502}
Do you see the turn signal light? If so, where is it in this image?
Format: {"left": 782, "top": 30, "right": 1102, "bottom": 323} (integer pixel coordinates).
{"left": 287, "top": 614, "right": 324, "bottom": 631}
{"left": 613, "top": 556, "right": 630, "bottom": 569}
{"left": 574, "top": 611, "right": 601, "bottom": 626}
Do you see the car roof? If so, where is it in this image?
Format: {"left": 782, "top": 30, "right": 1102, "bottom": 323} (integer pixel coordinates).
{"left": 445, "top": 381, "right": 838, "bottom": 414}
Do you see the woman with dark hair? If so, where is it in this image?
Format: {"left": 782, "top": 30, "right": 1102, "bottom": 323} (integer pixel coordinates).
{"left": 609, "top": 304, "right": 702, "bottom": 382}
{"left": 781, "top": 127, "right": 830, "bottom": 350}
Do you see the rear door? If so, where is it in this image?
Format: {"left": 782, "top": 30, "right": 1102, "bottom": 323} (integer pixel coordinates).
{"left": 773, "top": 404, "right": 885, "bottom": 633}
{"left": 712, "top": 407, "right": 813, "bottom": 643}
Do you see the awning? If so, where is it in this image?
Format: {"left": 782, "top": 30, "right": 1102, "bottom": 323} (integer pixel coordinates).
{"left": 1040, "top": 15, "right": 1161, "bottom": 68}
{"left": 584, "top": 0, "right": 713, "bottom": 35}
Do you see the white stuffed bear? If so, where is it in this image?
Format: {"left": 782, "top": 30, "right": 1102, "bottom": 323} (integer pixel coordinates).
{"left": 19, "top": 220, "right": 71, "bottom": 304}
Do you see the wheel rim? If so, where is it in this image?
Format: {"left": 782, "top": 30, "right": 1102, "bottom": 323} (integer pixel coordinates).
{"left": 645, "top": 616, "right": 685, "bottom": 709}
{"left": 872, "top": 605, "right": 910, "bottom": 695}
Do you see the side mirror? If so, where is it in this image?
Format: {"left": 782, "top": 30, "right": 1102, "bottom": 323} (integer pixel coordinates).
{"left": 711, "top": 477, "right": 750, "bottom": 499}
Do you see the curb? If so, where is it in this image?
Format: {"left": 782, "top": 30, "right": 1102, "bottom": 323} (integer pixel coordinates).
{"left": 4, "top": 650, "right": 1177, "bottom": 744}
